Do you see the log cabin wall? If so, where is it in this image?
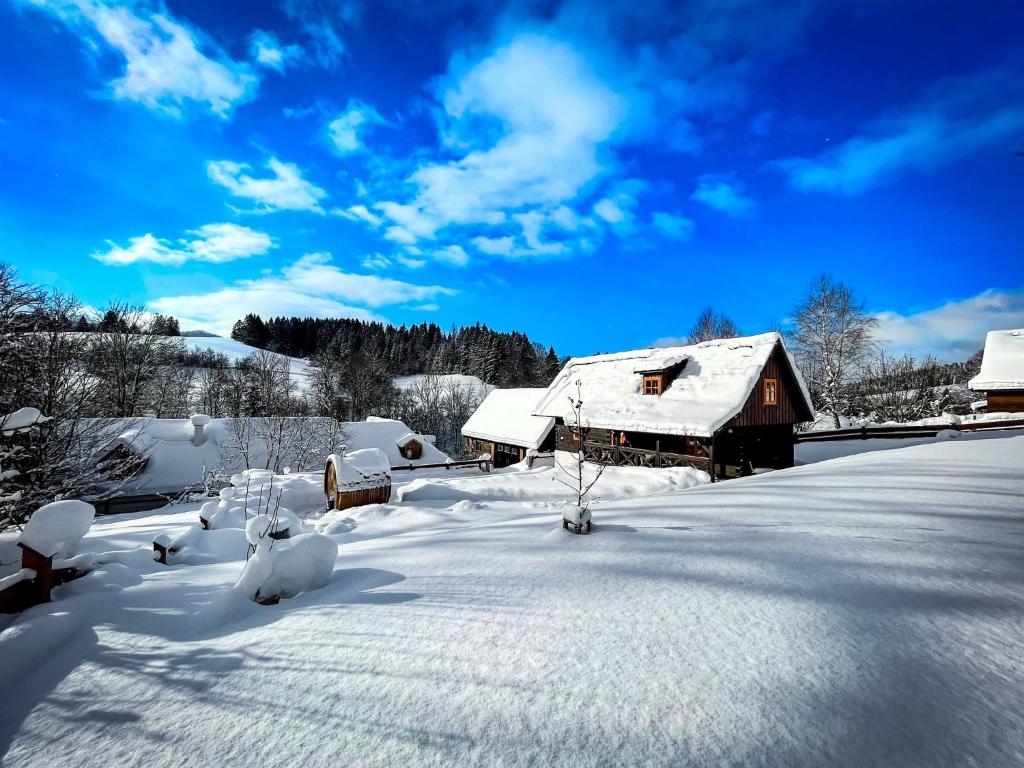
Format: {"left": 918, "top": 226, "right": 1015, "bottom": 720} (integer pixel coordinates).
{"left": 986, "top": 391, "right": 1024, "bottom": 412}
{"left": 725, "top": 343, "right": 811, "bottom": 429}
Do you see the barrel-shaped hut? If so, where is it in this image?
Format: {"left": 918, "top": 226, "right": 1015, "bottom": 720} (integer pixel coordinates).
{"left": 324, "top": 448, "right": 392, "bottom": 511}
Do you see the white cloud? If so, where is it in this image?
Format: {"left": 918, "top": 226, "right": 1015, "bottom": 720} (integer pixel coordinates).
{"left": 282, "top": 0, "right": 357, "bottom": 69}
{"left": 471, "top": 235, "right": 515, "bottom": 257}
{"left": 651, "top": 212, "right": 694, "bottom": 241}
{"left": 92, "top": 223, "right": 274, "bottom": 266}
{"left": 361, "top": 253, "right": 390, "bottom": 270}
{"left": 593, "top": 198, "right": 626, "bottom": 224}
{"left": 873, "top": 287, "right": 1024, "bottom": 360}
{"left": 207, "top": 157, "right": 328, "bottom": 213}
{"left": 334, "top": 204, "right": 382, "bottom": 227}
{"left": 21, "top": 0, "right": 257, "bottom": 118}
{"left": 433, "top": 245, "right": 469, "bottom": 267}
{"left": 691, "top": 175, "right": 755, "bottom": 217}
{"left": 249, "top": 30, "right": 303, "bottom": 72}
{"left": 326, "top": 99, "right": 386, "bottom": 154}
{"left": 149, "top": 252, "right": 456, "bottom": 335}
{"left": 777, "top": 68, "right": 1024, "bottom": 195}
{"left": 410, "top": 303, "right": 439, "bottom": 312}
{"left": 396, "top": 255, "right": 427, "bottom": 269}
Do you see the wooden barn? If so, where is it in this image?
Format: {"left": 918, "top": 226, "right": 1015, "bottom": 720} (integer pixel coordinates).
{"left": 532, "top": 332, "right": 813, "bottom": 481}
{"left": 324, "top": 448, "right": 392, "bottom": 511}
{"left": 462, "top": 388, "right": 555, "bottom": 468}
{"left": 969, "top": 329, "right": 1024, "bottom": 413}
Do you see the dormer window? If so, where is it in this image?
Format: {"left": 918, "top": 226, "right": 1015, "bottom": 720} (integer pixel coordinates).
{"left": 764, "top": 378, "right": 778, "bottom": 406}
{"left": 643, "top": 375, "right": 663, "bottom": 396}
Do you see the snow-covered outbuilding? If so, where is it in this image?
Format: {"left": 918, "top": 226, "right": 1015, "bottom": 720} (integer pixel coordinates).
{"left": 461, "top": 388, "right": 555, "bottom": 467}
{"left": 324, "top": 448, "right": 392, "bottom": 511}
{"left": 395, "top": 432, "right": 424, "bottom": 460}
{"left": 533, "top": 332, "right": 813, "bottom": 480}
{"left": 968, "top": 329, "right": 1024, "bottom": 413}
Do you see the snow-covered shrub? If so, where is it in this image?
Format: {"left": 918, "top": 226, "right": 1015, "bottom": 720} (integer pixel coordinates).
{"left": 235, "top": 514, "right": 337, "bottom": 603}
{"left": 20, "top": 499, "right": 95, "bottom": 558}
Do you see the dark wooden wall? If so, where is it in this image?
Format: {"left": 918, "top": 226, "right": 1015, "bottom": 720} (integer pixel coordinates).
{"left": 726, "top": 343, "right": 811, "bottom": 429}
{"left": 335, "top": 485, "right": 391, "bottom": 511}
{"left": 986, "top": 391, "right": 1024, "bottom": 413}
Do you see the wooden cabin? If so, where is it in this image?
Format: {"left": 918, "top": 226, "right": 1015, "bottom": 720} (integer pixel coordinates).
{"left": 532, "top": 332, "right": 814, "bottom": 481}
{"left": 462, "top": 388, "right": 556, "bottom": 468}
{"left": 969, "top": 329, "right": 1024, "bottom": 412}
{"left": 324, "top": 449, "right": 392, "bottom": 511}
{"left": 395, "top": 433, "right": 424, "bottom": 460}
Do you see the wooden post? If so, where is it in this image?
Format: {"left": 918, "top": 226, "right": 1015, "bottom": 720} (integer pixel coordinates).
{"left": 153, "top": 539, "right": 169, "bottom": 565}
{"left": 655, "top": 440, "right": 661, "bottom": 469}
{"left": 18, "top": 544, "right": 54, "bottom": 606}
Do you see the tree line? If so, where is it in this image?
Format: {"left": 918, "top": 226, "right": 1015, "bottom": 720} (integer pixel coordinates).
{"left": 231, "top": 313, "right": 563, "bottom": 388}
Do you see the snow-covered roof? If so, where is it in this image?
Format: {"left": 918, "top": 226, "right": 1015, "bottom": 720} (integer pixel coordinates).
{"left": 969, "top": 329, "right": 1024, "bottom": 391}
{"left": 533, "top": 332, "right": 813, "bottom": 438}
{"left": 461, "top": 388, "right": 555, "bottom": 449}
{"left": 106, "top": 416, "right": 450, "bottom": 494}
{"left": 328, "top": 448, "right": 391, "bottom": 489}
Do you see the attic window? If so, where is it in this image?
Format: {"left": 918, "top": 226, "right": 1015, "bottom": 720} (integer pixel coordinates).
{"left": 643, "top": 375, "right": 663, "bottom": 396}
{"left": 764, "top": 378, "right": 778, "bottom": 406}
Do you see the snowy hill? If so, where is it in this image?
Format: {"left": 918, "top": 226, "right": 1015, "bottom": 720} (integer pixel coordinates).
{"left": 180, "top": 336, "right": 316, "bottom": 394}
{"left": 393, "top": 373, "right": 494, "bottom": 401}
{"left": 1, "top": 434, "right": 1023, "bottom": 765}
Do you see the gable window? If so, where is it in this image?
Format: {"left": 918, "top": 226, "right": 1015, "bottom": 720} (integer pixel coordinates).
{"left": 643, "top": 375, "right": 663, "bottom": 396}
{"left": 764, "top": 378, "right": 778, "bottom": 406}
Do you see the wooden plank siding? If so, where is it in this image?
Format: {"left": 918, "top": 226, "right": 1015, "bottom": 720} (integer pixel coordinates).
{"left": 725, "top": 342, "right": 812, "bottom": 429}
{"left": 986, "top": 390, "right": 1024, "bottom": 413}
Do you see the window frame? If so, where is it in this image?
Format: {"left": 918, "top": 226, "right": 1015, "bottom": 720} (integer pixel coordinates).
{"left": 763, "top": 377, "right": 778, "bottom": 406}
{"left": 642, "top": 375, "right": 663, "bottom": 396}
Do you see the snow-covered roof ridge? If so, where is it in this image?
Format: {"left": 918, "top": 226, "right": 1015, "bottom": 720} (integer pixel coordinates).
{"left": 533, "top": 332, "right": 812, "bottom": 438}
{"left": 969, "top": 329, "right": 1024, "bottom": 391}
{"left": 461, "top": 388, "right": 555, "bottom": 449}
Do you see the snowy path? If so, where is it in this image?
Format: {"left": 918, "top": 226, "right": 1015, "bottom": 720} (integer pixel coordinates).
{"left": 1, "top": 437, "right": 1023, "bottom": 766}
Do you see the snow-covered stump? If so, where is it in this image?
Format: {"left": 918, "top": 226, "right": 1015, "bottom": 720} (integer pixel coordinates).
{"left": 236, "top": 515, "right": 337, "bottom": 606}
{"left": 561, "top": 504, "right": 592, "bottom": 535}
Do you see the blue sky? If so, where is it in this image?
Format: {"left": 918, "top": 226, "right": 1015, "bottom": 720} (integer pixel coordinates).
{"left": 1, "top": 0, "right": 1022, "bottom": 359}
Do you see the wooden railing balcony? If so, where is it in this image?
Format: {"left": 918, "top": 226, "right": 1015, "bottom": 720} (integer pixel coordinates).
{"left": 578, "top": 441, "right": 711, "bottom": 471}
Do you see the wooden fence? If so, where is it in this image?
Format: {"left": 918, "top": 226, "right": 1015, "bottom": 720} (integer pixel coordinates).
{"left": 390, "top": 457, "right": 492, "bottom": 472}
{"left": 795, "top": 418, "right": 1024, "bottom": 443}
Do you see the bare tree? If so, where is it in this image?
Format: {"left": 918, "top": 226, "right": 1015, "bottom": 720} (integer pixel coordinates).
{"left": 0, "top": 290, "right": 146, "bottom": 531}
{"left": 88, "top": 303, "right": 184, "bottom": 417}
{"left": 554, "top": 381, "right": 604, "bottom": 533}
{"left": 0, "top": 264, "right": 46, "bottom": 412}
{"left": 790, "top": 275, "right": 877, "bottom": 428}
{"left": 687, "top": 306, "right": 739, "bottom": 344}
{"left": 240, "top": 349, "right": 294, "bottom": 416}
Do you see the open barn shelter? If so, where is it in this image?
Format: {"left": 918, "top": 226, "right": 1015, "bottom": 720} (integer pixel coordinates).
{"left": 462, "top": 388, "right": 555, "bottom": 468}
{"left": 532, "top": 332, "right": 813, "bottom": 480}
{"left": 969, "top": 329, "right": 1024, "bottom": 413}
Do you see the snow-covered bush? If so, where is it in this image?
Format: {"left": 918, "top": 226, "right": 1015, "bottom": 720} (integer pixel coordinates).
{"left": 235, "top": 514, "right": 337, "bottom": 603}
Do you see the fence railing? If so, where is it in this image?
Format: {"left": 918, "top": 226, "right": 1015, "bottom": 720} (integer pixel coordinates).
{"left": 795, "top": 418, "right": 1024, "bottom": 443}
{"left": 580, "top": 441, "right": 711, "bottom": 471}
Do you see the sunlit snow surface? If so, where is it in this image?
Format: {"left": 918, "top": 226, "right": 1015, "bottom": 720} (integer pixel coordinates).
{"left": 1, "top": 436, "right": 1023, "bottom": 766}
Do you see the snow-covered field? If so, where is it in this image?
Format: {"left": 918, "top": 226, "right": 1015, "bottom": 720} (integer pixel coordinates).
{"left": 2, "top": 436, "right": 1023, "bottom": 766}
